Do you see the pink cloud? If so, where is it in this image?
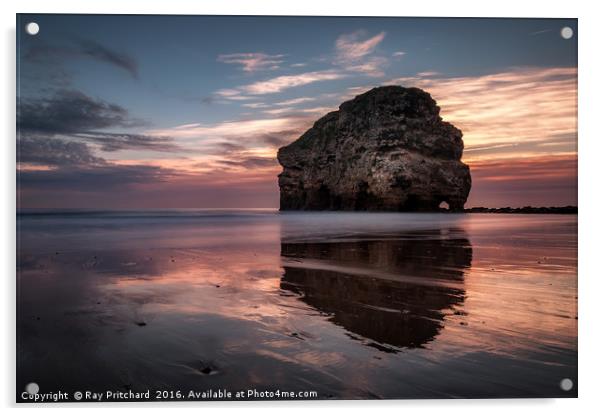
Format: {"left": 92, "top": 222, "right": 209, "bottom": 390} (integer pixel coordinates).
{"left": 242, "top": 70, "right": 346, "bottom": 95}
{"left": 335, "top": 30, "right": 386, "bottom": 63}
{"left": 334, "top": 30, "right": 388, "bottom": 77}
{"left": 213, "top": 70, "right": 347, "bottom": 99}
{"left": 388, "top": 67, "right": 577, "bottom": 159}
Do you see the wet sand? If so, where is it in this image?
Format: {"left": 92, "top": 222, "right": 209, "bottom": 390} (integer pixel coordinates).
{"left": 17, "top": 210, "right": 577, "bottom": 400}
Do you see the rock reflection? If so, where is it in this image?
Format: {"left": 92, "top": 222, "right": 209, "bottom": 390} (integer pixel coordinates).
{"left": 280, "top": 230, "right": 472, "bottom": 351}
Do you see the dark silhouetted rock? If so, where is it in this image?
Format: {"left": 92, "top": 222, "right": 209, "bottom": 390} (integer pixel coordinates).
{"left": 277, "top": 86, "right": 471, "bottom": 211}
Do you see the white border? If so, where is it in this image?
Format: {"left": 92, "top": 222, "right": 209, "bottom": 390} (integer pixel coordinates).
{"left": 2, "top": 1, "right": 601, "bottom": 415}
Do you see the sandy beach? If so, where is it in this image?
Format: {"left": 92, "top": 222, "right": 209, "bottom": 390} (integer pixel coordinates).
{"left": 17, "top": 210, "right": 577, "bottom": 400}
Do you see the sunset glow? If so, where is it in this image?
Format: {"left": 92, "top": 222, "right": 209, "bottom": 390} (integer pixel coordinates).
{"left": 17, "top": 16, "right": 577, "bottom": 208}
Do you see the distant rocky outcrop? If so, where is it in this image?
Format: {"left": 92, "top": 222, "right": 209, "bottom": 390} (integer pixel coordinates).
{"left": 464, "top": 206, "right": 577, "bottom": 214}
{"left": 277, "top": 86, "right": 471, "bottom": 211}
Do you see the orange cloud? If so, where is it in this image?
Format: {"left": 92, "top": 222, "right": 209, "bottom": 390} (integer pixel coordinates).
{"left": 389, "top": 67, "right": 577, "bottom": 160}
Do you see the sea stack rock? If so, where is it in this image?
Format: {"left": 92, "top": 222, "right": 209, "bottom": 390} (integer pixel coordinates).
{"left": 277, "top": 86, "right": 471, "bottom": 211}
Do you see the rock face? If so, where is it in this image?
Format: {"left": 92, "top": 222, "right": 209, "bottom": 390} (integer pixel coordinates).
{"left": 277, "top": 86, "right": 471, "bottom": 211}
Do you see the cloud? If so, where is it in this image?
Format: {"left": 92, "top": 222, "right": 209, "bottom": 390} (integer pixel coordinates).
{"left": 392, "top": 51, "right": 406, "bottom": 58}
{"left": 255, "top": 130, "right": 301, "bottom": 147}
{"left": 262, "top": 107, "right": 297, "bottom": 115}
{"left": 211, "top": 31, "right": 389, "bottom": 101}
{"left": 335, "top": 30, "right": 386, "bottom": 63}
{"left": 17, "top": 136, "right": 180, "bottom": 200}
{"left": 18, "top": 90, "right": 179, "bottom": 153}
{"left": 416, "top": 71, "right": 439, "bottom": 77}
{"left": 347, "top": 57, "right": 388, "bottom": 77}
{"left": 217, "top": 53, "right": 285, "bottom": 72}
{"left": 333, "top": 30, "right": 388, "bottom": 77}
{"left": 25, "top": 39, "right": 138, "bottom": 79}
{"left": 263, "top": 106, "right": 336, "bottom": 117}
{"left": 388, "top": 67, "right": 577, "bottom": 160}
{"left": 214, "top": 89, "right": 253, "bottom": 101}
{"left": 18, "top": 137, "right": 105, "bottom": 167}
{"left": 298, "top": 106, "right": 336, "bottom": 114}
{"left": 212, "top": 70, "right": 346, "bottom": 100}
{"left": 242, "top": 102, "right": 270, "bottom": 109}
{"left": 17, "top": 90, "right": 183, "bottom": 204}
{"left": 148, "top": 116, "right": 309, "bottom": 145}
{"left": 71, "top": 132, "right": 179, "bottom": 152}
{"left": 211, "top": 129, "right": 304, "bottom": 150}
{"left": 17, "top": 138, "right": 178, "bottom": 196}
{"left": 462, "top": 133, "right": 576, "bottom": 158}
{"left": 216, "top": 156, "right": 279, "bottom": 169}
{"left": 78, "top": 40, "right": 138, "bottom": 78}
{"left": 243, "top": 70, "right": 346, "bottom": 95}
{"left": 18, "top": 89, "right": 139, "bottom": 134}
{"left": 274, "top": 97, "right": 316, "bottom": 106}
{"left": 147, "top": 115, "right": 316, "bottom": 163}
{"left": 470, "top": 154, "right": 577, "bottom": 182}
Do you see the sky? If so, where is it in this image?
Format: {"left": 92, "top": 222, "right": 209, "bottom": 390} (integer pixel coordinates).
{"left": 17, "top": 14, "right": 577, "bottom": 209}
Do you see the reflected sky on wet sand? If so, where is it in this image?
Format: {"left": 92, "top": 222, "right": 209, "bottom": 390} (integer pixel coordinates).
{"left": 17, "top": 211, "right": 577, "bottom": 399}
